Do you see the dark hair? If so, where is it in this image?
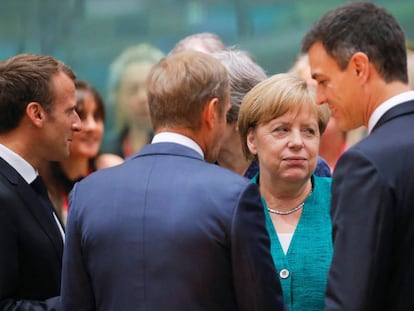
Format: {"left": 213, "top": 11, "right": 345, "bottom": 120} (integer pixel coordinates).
{"left": 75, "top": 80, "right": 105, "bottom": 122}
{"left": 302, "top": 2, "right": 408, "bottom": 83}
{"left": 0, "top": 53, "right": 76, "bottom": 133}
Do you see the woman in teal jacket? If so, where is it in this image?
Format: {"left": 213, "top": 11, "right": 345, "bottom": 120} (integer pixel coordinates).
{"left": 238, "top": 73, "right": 333, "bottom": 311}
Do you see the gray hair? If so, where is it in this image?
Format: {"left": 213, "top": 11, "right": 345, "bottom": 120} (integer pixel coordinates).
{"left": 212, "top": 49, "right": 267, "bottom": 122}
{"left": 169, "top": 32, "right": 225, "bottom": 55}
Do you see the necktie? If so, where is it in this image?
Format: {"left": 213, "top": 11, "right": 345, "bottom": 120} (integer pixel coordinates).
{"left": 30, "top": 175, "right": 57, "bottom": 215}
{"left": 31, "top": 175, "right": 65, "bottom": 243}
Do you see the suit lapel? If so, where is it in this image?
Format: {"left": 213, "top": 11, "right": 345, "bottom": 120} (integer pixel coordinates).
{"left": 0, "top": 158, "right": 63, "bottom": 260}
{"left": 373, "top": 100, "right": 414, "bottom": 132}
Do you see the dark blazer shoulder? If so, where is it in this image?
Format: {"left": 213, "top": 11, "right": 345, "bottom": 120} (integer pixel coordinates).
{"left": 0, "top": 157, "right": 62, "bottom": 309}
{"left": 373, "top": 99, "right": 414, "bottom": 131}
{"left": 0, "top": 157, "right": 22, "bottom": 186}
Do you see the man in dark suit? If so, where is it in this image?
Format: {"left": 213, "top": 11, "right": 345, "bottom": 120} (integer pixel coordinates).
{"left": 302, "top": 2, "right": 414, "bottom": 310}
{"left": 61, "top": 51, "right": 286, "bottom": 311}
{"left": 0, "top": 54, "right": 81, "bottom": 310}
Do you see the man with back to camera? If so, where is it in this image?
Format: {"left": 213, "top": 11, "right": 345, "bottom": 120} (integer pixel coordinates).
{"left": 0, "top": 53, "right": 81, "bottom": 310}
{"left": 61, "top": 50, "right": 286, "bottom": 311}
{"left": 302, "top": 2, "right": 414, "bottom": 310}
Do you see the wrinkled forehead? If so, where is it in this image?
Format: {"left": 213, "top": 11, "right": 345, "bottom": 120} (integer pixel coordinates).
{"left": 273, "top": 105, "right": 319, "bottom": 123}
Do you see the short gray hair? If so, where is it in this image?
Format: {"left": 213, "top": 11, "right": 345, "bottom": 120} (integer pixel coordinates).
{"left": 212, "top": 49, "right": 267, "bottom": 122}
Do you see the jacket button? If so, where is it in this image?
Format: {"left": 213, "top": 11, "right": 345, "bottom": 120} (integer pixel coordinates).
{"left": 279, "top": 269, "right": 290, "bottom": 279}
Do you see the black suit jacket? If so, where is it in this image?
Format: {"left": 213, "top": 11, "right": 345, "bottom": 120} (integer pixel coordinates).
{"left": 325, "top": 100, "right": 414, "bottom": 310}
{"left": 0, "top": 157, "right": 63, "bottom": 310}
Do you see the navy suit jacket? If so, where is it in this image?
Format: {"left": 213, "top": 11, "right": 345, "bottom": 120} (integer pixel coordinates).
{"left": 325, "top": 100, "right": 414, "bottom": 310}
{"left": 62, "top": 142, "right": 286, "bottom": 311}
{"left": 0, "top": 158, "right": 63, "bottom": 310}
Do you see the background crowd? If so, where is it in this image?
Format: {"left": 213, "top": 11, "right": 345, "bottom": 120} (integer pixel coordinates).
{"left": 1, "top": 1, "right": 414, "bottom": 311}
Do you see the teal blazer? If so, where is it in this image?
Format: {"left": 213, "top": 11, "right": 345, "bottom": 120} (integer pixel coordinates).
{"left": 253, "top": 174, "right": 333, "bottom": 311}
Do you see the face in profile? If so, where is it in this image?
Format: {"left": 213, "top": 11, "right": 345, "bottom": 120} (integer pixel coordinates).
{"left": 247, "top": 108, "right": 320, "bottom": 182}
{"left": 217, "top": 117, "right": 237, "bottom": 162}
{"left": 205, "top": 94, "right": 231, "bottom": 163}
{"left": 43, "top": 72, "right": 81, "bottom": 160}
{"left": 69, "top": 91, "right": 104, "bottom": 159}
{"left": 308, "top": 42, "right": 363, "bottom": 131}
{"left": 116, "top": 61, "right": 154, "bottom": 129}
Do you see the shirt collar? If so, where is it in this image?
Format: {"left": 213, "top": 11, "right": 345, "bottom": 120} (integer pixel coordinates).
{"left": 0, "top": 144, "right": 37, "bottom": 183}
{"left": 151, "top": 132, "right": 204, "bottom": 158}
{"left": 368, "top": 90, "right": 414, "bottom": 133}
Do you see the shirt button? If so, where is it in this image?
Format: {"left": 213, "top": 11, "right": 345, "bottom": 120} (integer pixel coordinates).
{"left": 279, "top": 269, "right": 290, "bottom": 279}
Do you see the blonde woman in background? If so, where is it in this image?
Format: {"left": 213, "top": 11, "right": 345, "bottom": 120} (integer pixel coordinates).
{"left": 105, "top": 43, "right": 164, "bottom": 157}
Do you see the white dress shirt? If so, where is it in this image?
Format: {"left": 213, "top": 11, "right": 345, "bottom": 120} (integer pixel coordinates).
{"left": 368, "top": 90, "right": 414, "bottom": 133}
{"left": 151, "top": 132, "right": 204, "bottom": 158}
{"left": 0, "top": 144, "right": 65, "bottom": 241}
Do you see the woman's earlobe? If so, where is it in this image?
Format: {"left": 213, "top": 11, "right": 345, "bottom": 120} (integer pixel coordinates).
{"left": 246, "top": 132, "right": 257, "bottom": 155}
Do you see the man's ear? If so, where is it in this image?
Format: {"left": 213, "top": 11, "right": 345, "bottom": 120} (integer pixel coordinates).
{"left": 349, "top": 52, "right": 370, "bottom": 82}
{"left": 202, "top": 98, "right": 219, "bottom": 129}
{"left": 26, "top": 102, "right": 46, "bottom": 127}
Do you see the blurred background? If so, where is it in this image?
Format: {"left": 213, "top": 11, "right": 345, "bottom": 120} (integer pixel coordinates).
{"left": 1, "top": 0, "right": 413, "bottom": 151}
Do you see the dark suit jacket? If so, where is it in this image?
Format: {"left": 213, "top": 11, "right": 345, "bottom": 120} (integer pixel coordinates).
{"left": 0, "top": 158, "right": 63, "bottom": 311}
{"left": 62, "top": 142, "right": 286, "bottom": 311}
{"left": 325, "top": 100, "right": 414, "bottom": 311}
